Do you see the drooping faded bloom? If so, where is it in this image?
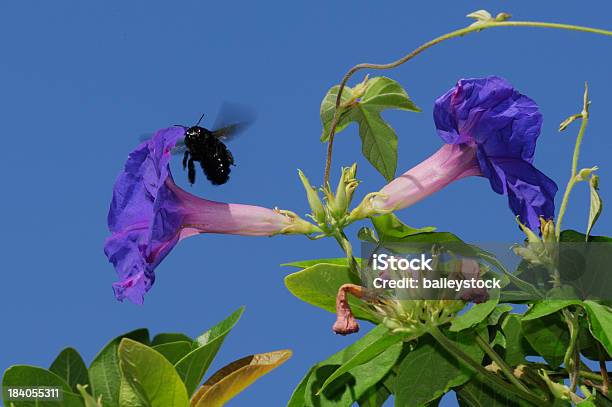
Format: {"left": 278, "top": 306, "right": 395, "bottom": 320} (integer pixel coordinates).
{"left": 354, "top": 76, "right": 557, "bottom": 231}
{"left": 105, "top": 127, "right": 317, "bottom": 304}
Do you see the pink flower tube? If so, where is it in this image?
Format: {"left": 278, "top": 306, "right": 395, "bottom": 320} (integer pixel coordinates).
{"left": 370, "top": 143, "right": 481, "bottom": 212}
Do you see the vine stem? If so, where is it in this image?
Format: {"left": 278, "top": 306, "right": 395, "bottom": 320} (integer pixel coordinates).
{"left": 474, "top": 333, "right": 531, "bottom": 393}
{"left": 428, "top": 325, "right": 547, "bottom": 405}
{"left": 323, "top": 20, "right": 612, "bottom": 186}
{"left": 598, "top": 343, "right": 610, "bottom": 395}
{"left": 555, "top": 83, "right": 590, "bottom": 238}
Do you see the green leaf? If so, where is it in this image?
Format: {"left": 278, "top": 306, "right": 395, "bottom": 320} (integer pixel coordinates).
{"left": 359, "top": 77, "right": 420, "bottom": 111}
{"left": 152, "top": 341, "right": 193, "bottom": 365}
{"left": 587, "top": 175, "right": 602, "bottom": 239}
{"left": 457, "top": 377, "right": 535, "bottom": 407}
{"left": 451, "top": 289, "right": 500, "bottom": 332}
{"left": 501, "top": 314, "right": 534, "bottom": 366}
{"left": 355, "top": 106, "right": 398, "bottom": 181}
{"left": 119, "top": 375, "right": 146, "bottom": 407}
{"left": 77, "top": 385, "right": 103, "bottom": 407}
{"left": 320, "top": 85, "right": 355, "bottom": 142}
{"left": 584, "top": 300, "right": 612, "bottom": 357}
{"left": 488, "top": 305, "right": 513, "bottom": 326}
{"left": 281, "top": 258, "right": 351, "bottom": 269}
{"left": 287, "top": 366, "right": 317, "bottom": 407}
{"left": 89, "top": 329, "right": 149, "bottom": 407}
{"left": 522, "top": 299, "right": 582, "bottom": 321}
{"left": 357, "top": 371, "right": 396, "bottom": 407}
{"left": 319, "top": 77, "right": 420, "bottom": 180}
{"left": 49, "top": 347, "right": 90, "bottom": 393}
{"left": 371, "top": 213, "right": 436, "bottom": 242}
{"left": 357, "top": 226, "right": 379, "bottom": 244}
{"left": 302, "top": 325, "right": 403, "bottom": 406}
{"left": 118, "top": 338, "right": 189, "bottom": 407}
{"left": 522, "top": 313, "right": 569, "bottom": 368}
{"left": 560, "top": 230, "right": 612, "bottom": 243}
{"left": 357, "top": 380, "right": 393, "bottom": 407}
{"left": 175, "top": 307, "right": 244, "bottom": 396}
{"left": 190, "top": 350, "right": 291, "bottom": 407}
{"left": 317, "top": 331, "right": 404, "bottom": 394}
{"left": 284, "top": 263, "right": 376, "bottom": 322}
{"left": 2, "top": 365, "right": 84, "bottom": 407}
{"left": 151, "top": 333, "right": 192, "bottom": 346}
{"left": 395, "top": 328, "right": 485, "bottom": 407}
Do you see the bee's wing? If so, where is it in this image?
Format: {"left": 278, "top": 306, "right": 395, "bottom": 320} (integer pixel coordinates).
{"left": 138, "top": 129, "right": 187, "bottom": 155}
{"left": 211, "top": 102, "right": 256, "bottom": 141}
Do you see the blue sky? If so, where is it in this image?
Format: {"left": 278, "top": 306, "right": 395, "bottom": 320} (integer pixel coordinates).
{"left": 1, "top": 1, "right": 611, "bottom": 406}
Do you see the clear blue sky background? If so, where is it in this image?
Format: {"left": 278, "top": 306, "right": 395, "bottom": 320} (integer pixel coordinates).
{"left": 1, "top": 1, "right": 611, "bottom": 406}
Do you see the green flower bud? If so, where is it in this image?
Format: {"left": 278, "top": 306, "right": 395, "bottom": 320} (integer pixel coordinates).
{"left": 576, "top": 166, "right": 598, "bottom": 182}
{"left": 328, "top": 164, "right": 360, "bottom": 220}
{"left": 512, "top": 246, "right": 543, "bottom": 265}
{"left": 297, "top": 169, "right": 326, "bottom": 223}
{"left": 516, "top": 216, "right": 542, "bottom": 247}
{"left": 539, "top": 370, "right": 571, "bottom": 401}
{"left": 276, "top": 209, "right": 322, "bottom": 235}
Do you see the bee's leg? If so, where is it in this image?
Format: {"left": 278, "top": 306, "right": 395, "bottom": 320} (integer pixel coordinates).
{"left": 182, "top": 151, "right": 189, "bottom": 169}
{"left": 187, "top": 158, "right": 196, "bottom": 185}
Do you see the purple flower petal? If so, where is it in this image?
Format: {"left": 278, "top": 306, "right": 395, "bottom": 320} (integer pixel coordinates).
{"left": 433, "top": 76, "right": 556, "bottom": 229}
{"left": 485, "top": 157, "right": 558, "bottom": 230}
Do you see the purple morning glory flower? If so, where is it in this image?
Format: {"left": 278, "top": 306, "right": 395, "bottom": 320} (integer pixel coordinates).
{"left": 105, "top": 127, "right": 317, "bottom": 304}
{"left": 364, "top": 76, "right": 557, "bottom": 231}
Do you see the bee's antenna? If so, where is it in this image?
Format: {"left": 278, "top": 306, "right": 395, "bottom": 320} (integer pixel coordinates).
{"left": 195, "top": 113, "right": 205, "bottom": 126}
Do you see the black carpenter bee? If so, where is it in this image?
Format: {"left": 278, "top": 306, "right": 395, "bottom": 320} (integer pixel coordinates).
{"left": 163, "top": 103, "right": 254, "bottom": 186}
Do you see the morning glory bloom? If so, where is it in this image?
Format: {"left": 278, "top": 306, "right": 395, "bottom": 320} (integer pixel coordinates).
{"left": 356, "top": 76, "right": 557, "bottom": 231}
{"left": 105, "top": 127, "right": 317, "bottom": 304}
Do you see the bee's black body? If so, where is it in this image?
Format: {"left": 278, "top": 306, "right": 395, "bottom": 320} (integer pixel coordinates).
{"left": 182, "top": 125, "right": 234, "bottom": 186}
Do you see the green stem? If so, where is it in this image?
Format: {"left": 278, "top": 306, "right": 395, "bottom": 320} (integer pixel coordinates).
{"left": 334, "top": 230, "right": 360, "bottom": 275}
{"left": 555, "top": 86, "right": 590, "bottom": 238}
{"left": 474, "top": 333, "right": 531, "bottom": 393}
{"left": 323, "top": 20, "right": 611, "bottom": 186}
{"left": 429, "top": 325, "right": 547, "bottom": 405}
{"left": 548, "top": 368, "right": 610, "bottom": 383}
{"left": 598, "top": 342, "right": 610, "bottom": 395}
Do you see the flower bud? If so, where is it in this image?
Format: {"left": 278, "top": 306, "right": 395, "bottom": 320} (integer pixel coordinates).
{"left": 328, "top": 164, "right": 359, "bottom": 220}
{"left": 297, "top": 169, "right": 326, "bottom": 223}
{"left": 351, "top": 75, "right": 370, "bottom": 99}
{"left": 512, "top": 246, "right": 543, "bottom": 265}
{"left": 275, "top": 209, "right": 322, "bottom": 235}
{"left": 539, "top": 370, "right": 571, "bottom": 401}
{"left": 516, "top": 216, "right": 542, "bottom": 246}
{"left": 576, "top": 166, "right": 598, "bottom": 182}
